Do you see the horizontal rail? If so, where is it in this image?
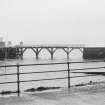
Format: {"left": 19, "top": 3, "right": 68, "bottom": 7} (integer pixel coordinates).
{"left": 0, "top": 73, "right": 17, "bottom": 76}
{"left": 0, "top": 77, "right": 68, "bottom": 84}
{"left": 20, "top": 60, "right": 104, "bottom": 67}
{"left": 71, "top": 72, "right": 105, "bottom": 75}
{"left": 0, "top": 62, "right": 67, "bottom": 67}
{"left": 20, "top": 77, "right": 68, "bottom": 83}
{"left": 20, "top": 69, "right": 67, "bottom": 75}
{"left": 0, "top": 66, "right": 105, "bottom": 76}
{"left": 0, "top": 74, "right": 98, "bottom": 85}
{"left": 0, "top": 81, "right": 17, "bottom": 84}
{"left": 0, "top": 70, "right": 67, "bottom": 76}
{"left": 70, "top": 74, "right": 98, "bottom": 78}
{"left": 0, "top": 60, "right": 104, "bottom": 68}
{"left": 20, "top": 74, "right": 98, "bottom": 83}
{"left": 71, "top": 66, "right": 105, "bottom": 71}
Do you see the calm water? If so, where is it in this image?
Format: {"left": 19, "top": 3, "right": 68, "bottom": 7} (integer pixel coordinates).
{"left": 0, "top": 50, "right": 105, "bottom": 92}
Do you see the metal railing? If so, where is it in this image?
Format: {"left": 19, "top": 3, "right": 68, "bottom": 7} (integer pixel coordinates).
{"left": 0, "top": 60, "right": 105, "bottom": 96}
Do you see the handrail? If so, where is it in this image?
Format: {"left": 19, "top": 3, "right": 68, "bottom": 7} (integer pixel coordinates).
{"left": 0, "top": 60, "right": 104, "bottom": 96}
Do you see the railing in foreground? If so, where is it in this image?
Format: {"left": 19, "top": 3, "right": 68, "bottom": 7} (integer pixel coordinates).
{"left": 0, "top": 60, "right": 105, "bottom": 96}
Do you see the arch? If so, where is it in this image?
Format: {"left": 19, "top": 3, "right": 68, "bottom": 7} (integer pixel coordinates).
{"left": 54, "top": 48, "right": 68, "bottom": 59}
{"left": 69, "top": 48, "right": 83, "bottom": 60}
{"left": 38, "top": 48, "right": 51, "bottom": 59}
{"left": 22, "top": 48, "right": 36, "bottom": 59}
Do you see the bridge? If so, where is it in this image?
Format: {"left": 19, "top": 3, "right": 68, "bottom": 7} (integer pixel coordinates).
{"left": 1, "top": 44, "right": 105, "bottom": 60}
{"left": 14, "top": 44, "right": 85, "bottom": 59}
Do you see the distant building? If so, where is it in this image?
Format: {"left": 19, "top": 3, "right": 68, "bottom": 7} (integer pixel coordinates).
{"left": 0, "top": 37, "right": 5, "bottom": 48}
{"left": 20, "top": 41, "right": 23, "bottom": 46}
{"left": 0, "top": 38, "right": 17, "bottom": 60}
{"left": 7, "top": 41, "right": 12, "bottom": 47}
{"left": 83, "top": 48, "right": 105, "bottom": 59}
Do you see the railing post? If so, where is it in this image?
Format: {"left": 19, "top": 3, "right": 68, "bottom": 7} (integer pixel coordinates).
{"left": 67, "top": 62, "right": 70, "bottom": 88}
{"left": 17, "top": 64, "right": 20, "bottom": 96}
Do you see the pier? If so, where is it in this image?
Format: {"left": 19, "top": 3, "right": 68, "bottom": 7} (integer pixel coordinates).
{"left": 1, "top": 44, "right": 105, "bottom": 60}
{"left": 12, "top": 44, "right": 85, "bottom": 60}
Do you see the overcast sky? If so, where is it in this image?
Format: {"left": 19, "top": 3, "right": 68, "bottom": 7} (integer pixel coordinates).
{"left": 0, "top": 0, "right": 105, "bottom": 46}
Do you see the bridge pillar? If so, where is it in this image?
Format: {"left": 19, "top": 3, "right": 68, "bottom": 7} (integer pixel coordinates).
{"left": 63, "top": 48, "right": 73, "bottom": 60}
{"left": 16, "top": 48, "right": 20, "bottom": 59}
{"left": 36, "top": 52, "right": 39, "bottom": 60}
{"left": 51, "top": 54, "right": 54, "bottom": 59}
{"left": 20, "top": 48, "right": 23, "bottom": 59}
{"left": 32, "top": 48, "right": 42, "bottom": 60}
{"left": 51, "top": 52, "right": 53, "bottom": 60}
{"left": 34, "top": 48, "right": 39, "bottom": 60}
{"left": 66, "top": 48, "right": 70, "bottom": 60}
{"left": 47, "top": 48, "right": 57, "bottom": 60}
{"left": 67, "top": 52, "right": 69, "bottom": 60}
{"left": 51, "top": 48, "right": 54, "bottom": 60}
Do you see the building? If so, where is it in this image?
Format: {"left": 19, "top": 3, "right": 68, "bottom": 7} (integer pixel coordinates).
{"left": 83, "top": 48, "right": 105, "bottom": 59}
{"left": 0, "top": 37, "right": 5, "bottom": 48}
{"left": 0, "top": 38, "right": 17, "bottom": 60}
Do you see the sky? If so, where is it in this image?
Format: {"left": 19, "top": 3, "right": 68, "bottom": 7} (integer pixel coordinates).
{"left": 0, "top": 0, "right": 105, "bottom": 46}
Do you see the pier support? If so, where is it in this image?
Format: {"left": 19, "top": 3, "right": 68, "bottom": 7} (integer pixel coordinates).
{"left": 47, "top": 48, "right": 57, "bottom": 60}
{"left": 36, "top": 52, "right": 39, "bottom": 60}
{"left": 50, "top": 51, "right": 53, "bottom": 60}
{"left": 16, "top": 48, "right": 24, "bottom": 59}
{"left": 20, "top": 48, "right": 23, "bottom": 59}
{"left": 63, "top": 48, "right": 73, "bottom": 60}
{"left": 32, "top": 48, "right": 42, "bottom": 60}
{"left": 20, "top": 48, "right": 28, "bottom": 59}
{"left": 17, "top": 47, "right": 26, "bottom": 59}
{"left": 16, "top": 48, "right": 19, "bottom": 59}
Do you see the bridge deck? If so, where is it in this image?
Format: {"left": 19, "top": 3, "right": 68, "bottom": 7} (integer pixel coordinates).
{"left": 1, "top": 44, "right": 105, "bottom": 48}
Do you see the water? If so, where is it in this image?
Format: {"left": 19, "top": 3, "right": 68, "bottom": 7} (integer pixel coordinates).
{"left": 0, "top": 50, "right": 105, "bottom": 93}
